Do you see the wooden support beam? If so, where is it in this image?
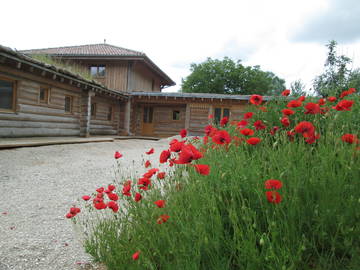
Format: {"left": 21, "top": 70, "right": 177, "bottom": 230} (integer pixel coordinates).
{"left": 77, "top": 82, "right": 81, "bottom": 87}
{"left": 69, "top": 80, "right": 73, "bottom": 85}
{"left": 52, "top": 74, "right": 57, "bottom": 80}
{"left": 16, "top": 62, "right": 22, "bottom": 69}
{"left": 41, "top": 70, "right": 46, "bottom": 77}
{"left": 60, "top": 77, "right": 64, "bottom": 83}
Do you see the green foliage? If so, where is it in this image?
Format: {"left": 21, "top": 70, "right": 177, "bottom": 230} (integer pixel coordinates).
{"left": 181, "top": 57, "right": 286, "bottom": 95}
{"left": 75, "top": 94, "right": 360, "bottom": 270}
{"left": 290, "top": 79, "right": 307, "bottom": 97}
{"left": 29, "top": 54, "right": 94, "bottom": 81}
{"left": 313, "top": 40, "right": 360, "bottom": 97}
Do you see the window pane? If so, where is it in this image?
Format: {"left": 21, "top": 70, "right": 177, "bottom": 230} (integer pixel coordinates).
{"left": 214, "top": 108, "right": 222, "bottom": 124}
{"left": 90, "top": 66, "right": 98, "bottom": 76}
{"left": 98, "top": 66, "right": 106, "bottom": 77}
{"left": 143, "top": 107, "right": 148, "bottom": 123}
{"left": 40, "top": 88, "right": 45, "bottom": 101}
{"left": 149, "top": 107, "right": 153, "bottom": 123}
{"left": 173, "top": 110, "right": 180, "bottom": 120}
{"left": 107, "top": 106, "right": 113, "bottom": 121}
{"left": 223, "top": 108, "right": 230, "bottom": 118}
{"left": 0, "top": 79, "right": 14, "bottom": 110}
{"left": 91, "top": 103, "right": 96, "bottom": 117}
{"left": 65, "top": 96, "right": 72, "bottom": 112}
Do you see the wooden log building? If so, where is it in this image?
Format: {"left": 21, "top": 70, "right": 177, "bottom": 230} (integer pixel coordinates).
{"left": 0, "top": 43, "right": 271, "bottom": 138}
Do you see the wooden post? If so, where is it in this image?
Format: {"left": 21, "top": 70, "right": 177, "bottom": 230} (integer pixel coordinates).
{"left": 126, "top": 61, "right": 133, "bottom": 92}
{"left": 185, "top": 103, "right": 191, "bottom": 131}
{"left": 80, "top": 90, "right": 95, "bottom": 137}
{"left": 124, "top": 98, "right": 132, "bottom": 135}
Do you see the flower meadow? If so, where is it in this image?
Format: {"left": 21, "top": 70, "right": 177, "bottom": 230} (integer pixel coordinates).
{"left": 67, "top": 89, "right": 360, "bottom": 270}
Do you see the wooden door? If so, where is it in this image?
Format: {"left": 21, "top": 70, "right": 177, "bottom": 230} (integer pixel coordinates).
{"left": 142, "top": 106, "right": 154, "bottom": 136}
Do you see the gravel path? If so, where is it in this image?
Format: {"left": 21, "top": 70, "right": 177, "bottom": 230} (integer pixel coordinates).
{"left": 0, "top": 139, "right": 172, "bottom": 270}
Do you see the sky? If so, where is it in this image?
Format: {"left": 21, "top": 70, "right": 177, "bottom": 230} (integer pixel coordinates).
{"left": 1, "top": 0, "right": 360, "bottom": 93}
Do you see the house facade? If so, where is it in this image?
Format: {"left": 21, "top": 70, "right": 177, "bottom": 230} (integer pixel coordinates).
{"left": 0, "top": 44, "right": 270, "bottom": 138}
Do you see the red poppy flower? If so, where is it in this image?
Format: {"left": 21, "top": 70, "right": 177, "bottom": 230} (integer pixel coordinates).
{"left": 132, "top": 251, "right": 140, "bottom": 260}
{"left": 208, "top": 114, "right": 214, "bottom": 119}
{"left": 108, "top": 192, "right": 119, "bottom": 201}
{"left": 287, "top": 130, "right": 295, "bottom": 142}
{"left": 250, "top": 94, "right": 263, "bottom": 105}
{"left": 157, "top": 214, "right": 170, "bottom": 224}
{"left": 159, "top": 150, "right": 171, "bottom": 163}
{"left": 93, "top": 197, "right": 103, "bottom": 204}
{"left": 65, "top": 213, "right": 74, "bottom": 219}
{"left": 240, "top": 128, "right": 254, "bottom": 136}
{"left": 341, "top": 134, "right": 359, "bottom": 144}
{"left": 265, "top": 179, "right": 283, "bottom": 190}
{"left": 114, "top": 151, "right": 123, "bottom": 159}
{"left": 94, "top": 202, "right": 107, "bottom": 210}
{"left": 157, "top": 172, "right": 166, "bottom": 179}
{"left": 203, "top": 136, "right": 209, "bottom": 145}
{"left": 281, "top": 117, "right": 290, "bottom": 127}
{"left": 169, "top": 139, "right": 184, "bottom": 152}
{"left": 298, "top": 96, "right": 306, "bottom": 102}
{"left": 154, "top": 200, "right": 166, "bottom": 208}
{"left": 305, "top": 133, "right": 320, "bottom": 144}
{"left": 107, "top": 201, "right": 119, "bottom": 213}
{"left": 122, "top": 181, "right": 132, "bottom": 196}
{"left": 270, "top": 126, "right": 279, "bottom": 135}
{"left": 82, "top": 195, "right": 91, "bottom": 201}
{"left": 232, "top": 136, "right": 244, "bottom": 146}
{"left": 281, "top": 108, "right": 295, "bottom": 116}
{"left": 108, "top": 184, "right": 116, "bottom": 192}
{"left": 134, "top": 192, "right": 142, "bottom": 202}
{"left": 254, "top": 120, "right": 266, "bottom": 130}
{"left": 333, "top": 100, "right": 354, "bottom": 111}
{"left": 145, "top": 148, "right": 154, "bottom": 155}
{"left": 145, "top": 160, "right": 151, "bottom": 168}
{"left": 281, "top": 89, "right": 290, "bottom": 96}
{"left": 304, "top": 102, "right": 320, "bottom": 114}
{"left": 175, "top": 144, "right": 203, "bottom": 164}
{"left": 327, "top": 96, "right": 337, "bottom": 102}
{"left": 246, "top": 137, "right": 261, "bottom": 145}
{"left": 96, "top": 187, "right": 104, "bottom": 193}
{"left": 137, "top": 177, "right": 151, "bottom": 191}
{"left": 237, "top": 120, "right": 248, "bottom": 128}
{"left": 243, "top": 112, "right": 254, "bottom": 119}
{"left": 204, "top": 125, "right": 217, "bottom": 136}
{"left": 143, "top": 168, "right": 159, "bottom": 178}
{"left": 70, "top": 207, "right": 81, "bottom": 215}
{"left": 294, "top": 121, "right": 315, "bottom": 138}
{"left": 194, "top": 164, "right": 210, "bottom": 175}
{"left": 340, "top": 88, "right": 356, "bottom": 98}
{"left": 220, "top": 116, "right": 229, "bottom": 127}
{"left": 258, "top": 106, "right": 267, "bottom": 112}
{"left": 212, "top": 130, "right": 231, "bottom": 145}
{"left": 318, "top": 98, "right": 326, "bottom": 105}
{"left": 180, "top": 129, "right": 187, "bottom": 138}
{"left": 265, "top": 191, "right": 282, "bottom": 204}
{"left": 287, "top": 99, "right": 302, "bottom": 108}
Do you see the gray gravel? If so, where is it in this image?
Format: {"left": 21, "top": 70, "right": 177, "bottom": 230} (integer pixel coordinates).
{"left": 0, "top": 139, "right": 172, "bottom": 270}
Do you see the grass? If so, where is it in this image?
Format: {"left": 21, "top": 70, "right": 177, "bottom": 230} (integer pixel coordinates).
{"left": 29, "top": 54, "right": 95, "bottom": 81}
{"left": 71, "top": 93, "right": 360, "bottom": 270}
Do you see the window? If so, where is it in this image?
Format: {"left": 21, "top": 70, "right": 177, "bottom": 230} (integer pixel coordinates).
{"left": 0, "top": 77, "right": 16, "bottom": 111}
{"left": 107, "top": 106, "right": 113, "bottom": 121}
{"left": 143, "top": 106, "right": 153, "bottom": 123}
{"left": 214, "top": 107, "right": 230, "bottom": 124}
{"left": 39, "top": 87, "right": 50, "bottom": 103}
{"left": 90, "top": 65, "right": 106, "bottom": 77}
{"left": 64, "top": 96, "right": 73, "bottom": 113}
{"left": 91, "top": 103, "right": 96, "bottom": 118}
{"left": 172, "top": 110, "right": 180, "bottom": 121}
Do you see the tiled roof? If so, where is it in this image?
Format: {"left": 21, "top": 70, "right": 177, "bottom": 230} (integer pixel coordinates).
{"left": 19, "top": 44, "right": 145, "bottom": 57}
{"left": 130, "top": 92, "right": 274, "bottom": 101}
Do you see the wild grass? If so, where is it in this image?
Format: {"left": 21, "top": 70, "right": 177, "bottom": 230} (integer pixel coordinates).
{"left": 72, "top": 94, "right": 360, "bottom": 270}
{"left": 29, "top": 54, "right": 94, "bottom": 81}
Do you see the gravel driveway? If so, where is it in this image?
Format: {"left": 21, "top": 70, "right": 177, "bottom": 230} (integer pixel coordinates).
{"left": 0, "top": 139, "right": 171, "bottom": 270}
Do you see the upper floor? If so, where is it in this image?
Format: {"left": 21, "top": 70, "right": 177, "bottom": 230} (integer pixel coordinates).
{"left": 20, "top": 43, "right": 175, "bottom": 93}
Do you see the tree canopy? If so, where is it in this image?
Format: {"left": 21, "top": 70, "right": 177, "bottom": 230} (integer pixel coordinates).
{"left": 181, "top": 57, "right": 286, "bottom": 95}
{"left": 313, "top": 40, "right": 360, "bottom": 97}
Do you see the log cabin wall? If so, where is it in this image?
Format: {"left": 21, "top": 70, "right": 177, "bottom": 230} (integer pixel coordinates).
{"left": 0, "top": 67, "right": 82, "bottom": 137}
{"left": 132, "top": 62, "right": 161, "bottom": 92}
{"left": 90, "top": 95, "right": 121, "bottom": 135}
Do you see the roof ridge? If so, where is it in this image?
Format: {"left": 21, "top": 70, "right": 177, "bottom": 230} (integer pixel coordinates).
{"left": 19, "top": 43, "right": 145, "bottom": 55}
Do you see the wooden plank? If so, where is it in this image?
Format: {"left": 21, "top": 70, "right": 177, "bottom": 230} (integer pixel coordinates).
{"left": 0, "top": 127, "right": 80, "bottom": 137}
{"left": 0, "top": 120, "right": 79, "bottom": 129}
{"left": 0, "top": 112, "right": 79, "bottom": 123}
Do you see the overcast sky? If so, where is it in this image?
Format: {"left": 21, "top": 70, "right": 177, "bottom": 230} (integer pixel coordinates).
{"left": 1, "top": 0, "right": 360, "bottom": 92}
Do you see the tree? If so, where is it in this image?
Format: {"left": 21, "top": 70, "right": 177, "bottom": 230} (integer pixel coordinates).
{"left": 290, "top": 79, "right": 306, "bottom": 97}
{"left": 181, "top": 57, "right": 286, "bottom": 95}
{"left": 313, "top": 40, "right": 355, "bottom": 97}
